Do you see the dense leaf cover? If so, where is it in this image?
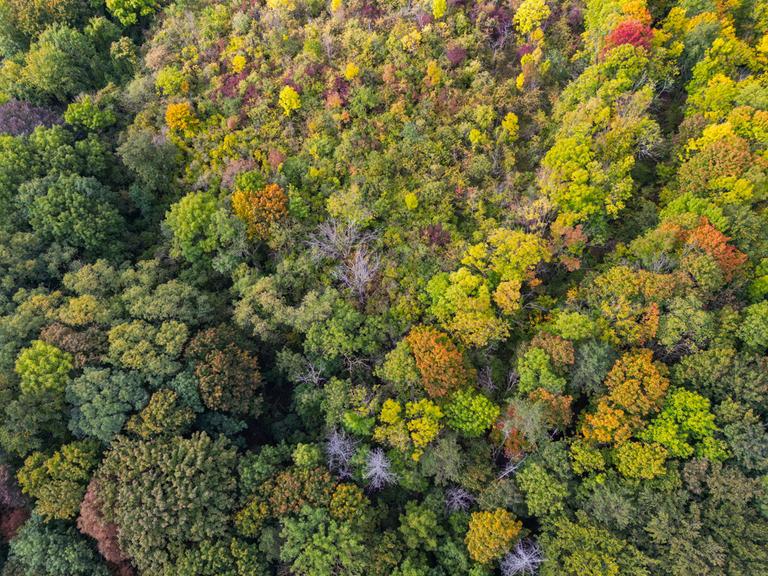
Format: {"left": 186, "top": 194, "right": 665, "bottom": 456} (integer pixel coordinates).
{"left": 0, "top": 0, "right": 768, "bottom": 574}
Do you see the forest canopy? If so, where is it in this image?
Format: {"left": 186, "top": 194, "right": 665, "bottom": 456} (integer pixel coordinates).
{"left": 1, "top": 0, "right": 768, "bottom": 574}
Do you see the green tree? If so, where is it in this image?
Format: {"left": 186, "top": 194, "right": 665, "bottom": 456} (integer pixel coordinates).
{"left": 66, "top": 368, "right": 148, "bottom": 443}
{"left": 17, "top": 440, "right": 99, "bottom": 520}
{"left": 165, "top": 191, "right": 220, "bottom": 265}
{"left": 23, "top": 173, "right": 123, "bottom": 256}
{"left": 15, "top": 340, "right": 73, "bottom": 397}
{"left": 106, "top": 0, "right": 161, "bottom": 25}
{"left": 7, "top": 514, "right": 109, "bottom": 576}
{"left": 279, "top": 507, "right": 372, "bottom": 576}
{"left": 540, "top": 514, "right": 651, "bottom": 576}
{"left": 517, "top": 462, "right": 568, "bottom": 517}
{"left": 444, "top": 389, "right": 499, "bottom": 437}
{"left": 96, "top": 432, "right": 237, "bottom": 573}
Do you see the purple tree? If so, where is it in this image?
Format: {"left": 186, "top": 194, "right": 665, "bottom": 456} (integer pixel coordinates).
{"left": 0, "top": 100, "right": 60, "bottom": 137}
{"left": 0, "top": 464, "right": 26, "bottom": 509}
{"left": 500, "top": 539, "right": 543, "bottom": 575}
{"left": 363, "top": 448, "right": 397, "bottom": 490}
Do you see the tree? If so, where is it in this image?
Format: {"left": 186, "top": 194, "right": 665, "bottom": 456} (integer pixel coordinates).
{"left": 96, "top": 432, "right": 237, "bottom": 573}
{"left": 581, "top": 349, "right": 670, "bottom": 445}
{"left": 15, "top": 340, "right": 73, "bottom": 397}
{"left": 374, "top": 398, "right": 444, "bottom": 461}
{"left": 280, "top": 507, "right": 371, "bottom": 576}
{"left": 513, "top": 0, "right": 551, "bottom": 35}
{"left": 427, "top": 268, "right": 510, "bottom": 348}
{"left": 517, "top": 462, "right": 568, "bottom": 518}
{"left": 165, "top": 191, "right": 220, "bottom": 265}
{"left": 641, "top": 388, "right": 725, "bottom": 460}
{"left": 501, "top": 540, "right": 544, "bottom": 576}
{"left": 107, "top": 320, "right": 188, "bottom": 376}
{"left": 517, "top": 348, "right": 567, "bottom": 395}
{"left": 7, "top": 514, "right": 109, "bottom": 576}
{"left": 604, "top": 20, "right": 653, "bottom": 53}
{"left": 0, "top": 100, "right": 59, "bottom": 136}
{"left": 738, "top": 301, "right": 768, "bottom": 351}
{"left": 0, "top": 389, "right": 69, "bottom": 458}
{"left": 614, "top": 441, "right": 667, "bottom": 479}
{"left": 24, "top": 173, "right": 123, "bottom": 256}
{"left": 77, "top": 480, "right": 130, "bottom": 566}
{"left": 399, "top": 499, "right": 442, "bottom": 551}
{"left": 125, "top": 389, "right": 195, "bottom": 439}
{"left": 106, "top": 0, "right": 161, "bottom": 26}
{"left": 17, "top": 440, "right": 99, "bottom": 521}
{"left": 465, "top": 509, "right": 522, "bottom": 564}
{"left": 186, "top": 325, "right": 262, "bottom": 416}
{"left": 444, "top": 389, "right": 500, "bottom": 437}
{"left": 405, "top": 326, "right": 475, "bottom": 398}
{"left": 231, "top": 181, "right": 288, "bottom": 240}
{"left": 539, "top": 515, "right": 651, "bottom": 576}
{"left": 66, "top": 367, "right": 148, "bottom": 443}
{"left": 278, "top": 86, "right": 301, "bottom": 116}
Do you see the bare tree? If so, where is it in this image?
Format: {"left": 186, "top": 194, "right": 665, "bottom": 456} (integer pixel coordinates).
{"left": 326, "top": 429, "right": 357, "bottom": 478}
{"left": 444, "top": 486, "right": 475, "bottom": 513}
{"left": 500, "top": 539, "right": 544, "bottom": 575}
{"left": 498, "top": 456, "right": 527, "bottom": 480}
{"left": 333, "top": 246, "right": 381, "bottom": 305}
{"left": 364, "top": 448, "right": 397, "bottom": 490}
{"left": 295, "top": 362, "right": 325, "bottom": 387}
{"left": 308, "top": 219, "right": 372, "bottom": 262}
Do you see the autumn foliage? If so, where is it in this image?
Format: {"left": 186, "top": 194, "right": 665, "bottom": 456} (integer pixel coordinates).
{"left": 465, "top": 509, "right": 522, "bottom": 564}
{"left": 582, "top": 349, "right": 669, "bottom": 445}
{"left": 232, "top": 182, "right": 288, "bottom": 240}
{"left": 406, "top": 326, "right": 475, "bottom": 397}
{"left": 604, "top": 19, "right": 653, "bottom": 53}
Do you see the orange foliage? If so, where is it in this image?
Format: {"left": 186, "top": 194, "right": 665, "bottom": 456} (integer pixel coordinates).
{"left": 530, "top": 332, "right": 575, "bottom": 367}
{"left": 406, "top": 326, "right": 476, "bottom": 398}
{"left": 232, "top": 182, "right": 288, "bottom": 240}
{"left": 604, "top": 349, "right": 668, "bottom": 417}
{"left": 685, "top": 218, "right": 747, "bottom": 281}
{"left": 581, "top": 349, "right": 669, "bottom": 445}
{"left": 581, "top": 400, "right": 633, "bottom": 445}
{"left": 529, "top": 388, "right": 573, "bottom": 429}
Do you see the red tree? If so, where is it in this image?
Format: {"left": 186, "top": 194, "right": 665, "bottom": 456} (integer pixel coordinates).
{"left": 604, "top": 19, "right": 653, "bottom": 53}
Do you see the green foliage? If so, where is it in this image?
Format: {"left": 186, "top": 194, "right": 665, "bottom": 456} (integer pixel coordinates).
{"left": 279, "top": 507, "right": 371, "bottom": 576}
{"left": 96, "top": 432, "right": 237, "bottom": 573}
{"left": 641, "top": 388, "right": 724, "bottom": 460}
{"left": 15, "top": 340, "right": 73, "bottom": 397}
{"left": 517, "top": 462, "right": 568, "bottom": 517}
{"left": 23, "top": 173, "right": 123, "bottom": 256}
{"left": 444, "top": 389, "right": 499, "bottom": 437}
{"left": 518, "top": 348, "right": 567, "bottom": 395}
{"left": 0, "top": 0, "right": 766, "bottom": 574}
{"left": 165, "top": 191, "right": 221, "bottom": 264}
{"left": 66, "top": 368, "right": 148, "bottom": 443}
{"left": 107, "top": 0, "right": 162, "bottom": 26}
{"left": 540, "top": 515, "right": 651, "bottom": 576}
{"left": 738, "top": 301, "right": 768, "bottom": 351}
{"left": 8, "top": 514, "right": 109, "bottom": 576}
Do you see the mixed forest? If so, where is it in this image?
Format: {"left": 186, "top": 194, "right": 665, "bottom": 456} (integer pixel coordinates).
{"left": 0, "top": 0, "right": 767, "bottom": 574}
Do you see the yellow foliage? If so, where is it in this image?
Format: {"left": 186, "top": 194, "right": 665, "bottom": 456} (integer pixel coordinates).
{"left": 344, "top": 62, "right": 360, "bottom": 80}
{"left": 278, "top": 85, "right": 301, "bottom": 116}
{"left": 231, "top": 54, "right": 247, "bottom": 73}
{"left": 465, "top": 509, "right": 522, "bottom": 563}
{"left": 165, "top": 101, "right": 196, "bottom": 133}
